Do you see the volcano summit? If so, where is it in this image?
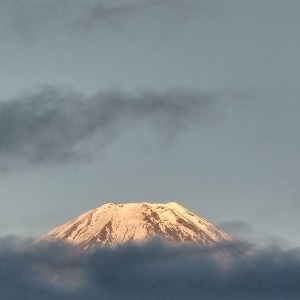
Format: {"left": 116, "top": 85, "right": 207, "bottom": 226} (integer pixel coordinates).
{"left": 42, "top": 202, "right": 231, "bottom": 248}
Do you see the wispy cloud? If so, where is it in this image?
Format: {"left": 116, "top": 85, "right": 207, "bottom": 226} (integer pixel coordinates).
{"left": 218, "top": 221, "right": 253, "bottom": 239}
{"left": 1, "top": 238, "right": 300, "bottom": 299}
{"left": 0, "top": 0, "right": 70, "bottom": 41}
{"left": 0, "top": 87, "right": 214, "bottom": 169}
{"left": 82, "top": 0, "right": 200, "bottom": 27}
{"left": 0, "top": 0, "right": 207, "bottom": 41}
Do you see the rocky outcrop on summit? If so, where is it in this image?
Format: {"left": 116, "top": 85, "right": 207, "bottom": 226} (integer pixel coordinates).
{"left": 42, "top": 202, "right": 231, "bottom": 248}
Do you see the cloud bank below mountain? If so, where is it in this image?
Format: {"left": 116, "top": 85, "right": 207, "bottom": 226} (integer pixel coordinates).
{"left": 1, "top": 238, "right": 300, "bottom": 299}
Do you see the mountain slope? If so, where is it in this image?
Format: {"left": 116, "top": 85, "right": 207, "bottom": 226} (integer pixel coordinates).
{"left": 42, "top": 202, "right": 231, "bottom": 248}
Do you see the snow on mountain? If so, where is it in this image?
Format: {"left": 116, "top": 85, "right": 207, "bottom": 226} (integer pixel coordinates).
{"left": 42, "top": 202, "right": 232, "bottom": 248}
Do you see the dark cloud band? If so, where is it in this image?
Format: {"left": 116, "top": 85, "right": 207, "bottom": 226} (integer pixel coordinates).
{"left": 1, "top": 238, "right": 300, "bottom": 299}
{"left": 0, "top": 87, "right": 213, "bottom": 169}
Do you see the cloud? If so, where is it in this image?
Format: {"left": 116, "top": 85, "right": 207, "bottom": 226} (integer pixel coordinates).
{"left": 218, "top": 221, "right": 253, "bottom": 239}
{"left": 0, "top": 0, "right": 70, "bottom": 41}
{"left": 0, "top": 238, "right": 300, "bottom": 299}
{"left": 0, "top": 0, "right": 206, "bottom": 40}
{"left": 82, "top": 0, "right": 200, "bottom": 27}
{"left": 0, "top": 87, "right": 213, "bottom": 169}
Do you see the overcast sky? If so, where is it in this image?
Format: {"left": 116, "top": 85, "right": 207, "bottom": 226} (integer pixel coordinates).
{"left": 0, "top": 0, "right": 299, "bottom": 246}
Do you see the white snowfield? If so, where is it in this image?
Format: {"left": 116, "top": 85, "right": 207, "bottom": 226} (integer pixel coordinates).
{"left": 42, "top": 202, "right": 232, "bottom": 248}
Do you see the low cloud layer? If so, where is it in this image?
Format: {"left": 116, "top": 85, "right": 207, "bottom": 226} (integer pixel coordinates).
{"left": 0, "top": 87, "right": 213, "bottom": 169}
{"left": 0, "top": 238, "right": 300, "bottom": 299}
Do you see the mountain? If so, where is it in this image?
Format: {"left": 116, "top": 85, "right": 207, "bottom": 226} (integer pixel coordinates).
{"left": 42, "top": 202, "right": 231, "bottom": 249}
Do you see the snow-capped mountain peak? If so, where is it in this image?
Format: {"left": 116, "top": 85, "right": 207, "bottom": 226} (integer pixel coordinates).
{"left": 42, "top": 202, "right": 231, "bottom": 248}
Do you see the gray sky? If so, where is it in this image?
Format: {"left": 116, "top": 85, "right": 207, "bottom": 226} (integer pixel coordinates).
{"left": 0, "top": 0, "right": 299, "bottom": 246}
